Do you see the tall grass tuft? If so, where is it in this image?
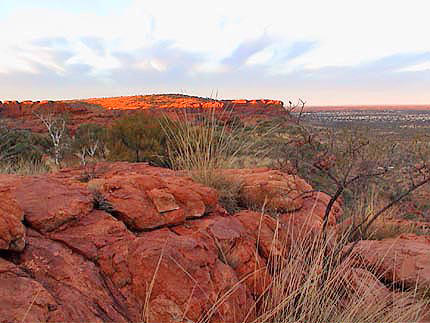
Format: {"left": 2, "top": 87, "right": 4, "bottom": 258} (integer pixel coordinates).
{"left": 0, "top": 159, "right": 51, "bottom": 175}
{"left": 200, "top": 212, "right": 428, "bottom": 323}
{"left": 161, "top": 108, "right": 274, "bottom": 185}
{"left": 252, "top": 226, "right": 426, "bottom": 323}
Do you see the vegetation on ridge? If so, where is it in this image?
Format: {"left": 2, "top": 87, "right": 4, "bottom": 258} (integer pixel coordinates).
{"left": 1, "top": 99, "right": 430, "bottom": 321}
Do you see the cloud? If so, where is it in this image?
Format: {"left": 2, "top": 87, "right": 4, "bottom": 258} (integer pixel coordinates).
{"left": 1, "top": 0, "right": 430, "bottom": 104}
{"left": 222, "top": 35, "right": 273, "bottom": 68}
{"left": 282, "top": 41, "right": 317, "bottom": 61}
{"left": 80, "top": 37, "right": 106, "bottom": 56}
{"left": 1, "top": 42, "right": 430, "bottom": 105}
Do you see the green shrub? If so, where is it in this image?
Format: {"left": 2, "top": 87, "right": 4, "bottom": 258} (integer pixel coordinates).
{"left": 107, "top": 112, "right": 168, "bottom": 165}
{"left": 0, "top": 126, "right": 51, "bottom": 163}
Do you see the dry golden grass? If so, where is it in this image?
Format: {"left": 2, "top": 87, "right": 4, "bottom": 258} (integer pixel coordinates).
{"left": 162, "top": 109, "right": 269, "bottom": 174}
{"left": 251, "top": 232, "right": 426, "bottom": 323}
{"left": 0, "top": 159, "right": 51, "bottom": 175}
{"left": 137, "top": 209, "right": 428, "bottom": 323}
{"left": 162, "top": 108, "right": 275, "bottom": 211}
{"left": 214, "top": 213, "right": 427, "bottom": 323}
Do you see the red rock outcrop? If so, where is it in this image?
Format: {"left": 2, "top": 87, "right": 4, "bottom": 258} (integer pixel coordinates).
{"left": 94, "top": 172, "right": 218, "bottom": 231}
{"left": 0, "top": 163, "right": 325, "bottom": 322}
{"left": 78, "top": 95, "right": 283, "bottom": 111}
{"left": 13, "top": 176, "right": 93, "bottom": 233}
{"left": 0, "top": 176, "right": 25, "bottom": 252}
{"left": 0, "top": 94, "right": 285, "bottom": 133}
{"left": 222, "top": 168, "right": 343, "bottom": 244}
{"left": 347, "top": 234, "right": 430, "bottom": 290}
{"left": 0, "top": 258, "right": 66, "bottom": 322}
{"left": 223, "top": 168, "right": 313, "bottom": 212}
{"left": 0, "top": 162, "right": 427, "bottom": 322}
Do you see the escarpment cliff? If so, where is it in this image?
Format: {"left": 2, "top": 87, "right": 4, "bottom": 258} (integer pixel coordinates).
{"left": 0, "top": 94, "right": 285, "bottom": 133}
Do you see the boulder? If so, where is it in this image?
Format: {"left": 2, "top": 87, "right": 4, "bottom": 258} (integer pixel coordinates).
{"left": 18, "top": 230, "right": 129, "bottom": 322}
{"left": 223, "top": 168, "right": 313, "bottom": 212}
{"left": 279, "top": 191, "right": 342, "bottom": 246}
{"left": 48, "top": 210, "right": 134, "bottom": 260}
{"left": 347, "top": 234, "right": 430, "bottom": 290}
{"left": 13, "top": 177, "right": 93, "bottom": 232}
{"left": 127, "top": 229, "right": 255, "bottom": 323}
{"left": 94, "top": 172, "right": 218, "bottom": 231}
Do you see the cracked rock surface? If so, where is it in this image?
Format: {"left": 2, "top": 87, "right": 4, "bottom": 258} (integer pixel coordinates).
{"left": 1, "top": 162, "right": 427, "bottom": 322}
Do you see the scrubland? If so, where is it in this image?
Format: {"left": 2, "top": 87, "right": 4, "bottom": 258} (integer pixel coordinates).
{"left": 1, "top": 103, "right": 430, "bottom": 322}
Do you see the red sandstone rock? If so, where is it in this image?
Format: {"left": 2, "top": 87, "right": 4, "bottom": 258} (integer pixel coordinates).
{"left": 0, "top": 180, "right": 25, "bottom": 251}
{"left": 95, "top": 172, "right": 218, "bottom": 231}
{"left": 340, "top": 268, "right": 392, "bottom": 306}
{"left": 13, "top": 177, "right": 93, "bottom": 232}
{"left": 48, "top": 210, "right": 134, "bottom": 260}
{"left": 284, "top": 190, "right": 343, "bottom": 228}
{"left": 0, "top": 94, "right": 285, "bottom": 133}
{"left": 126, "top": 229, "right": 255, "bottom": 323}
{"left": 19, "top": 230, "right": 129, "bottom": 322}
{"left": 0, "top": 162, "right": 427, "bottom": 322}
{"left": 0, "top": 258, "right": 66, "bottom": 322}
{"left": 221, "top": 169, "right": 341, "bottom": 246}
{"left": 223, "top": 168, "right": 313, "bottom": 212}
{"left": 347, "top": 234, "right": 430, "bottom": 290}
{"left": 173, "top": 212, "right": 275, "bottom": 298}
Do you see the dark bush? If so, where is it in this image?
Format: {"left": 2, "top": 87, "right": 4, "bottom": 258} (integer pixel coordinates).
{"left": 0, "top": 126, "right": 51, "bottom": 163}
{"left": 107, "top": 112, "right": 168, "bottom": 166}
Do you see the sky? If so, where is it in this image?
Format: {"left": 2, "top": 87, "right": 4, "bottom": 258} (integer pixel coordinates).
{"left": 1, "top": 0, "right": 430, "bottom": 105}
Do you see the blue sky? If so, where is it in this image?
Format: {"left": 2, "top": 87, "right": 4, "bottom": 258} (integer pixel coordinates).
{"left": 1, "top": 0, "right": 430, "bottom": 105}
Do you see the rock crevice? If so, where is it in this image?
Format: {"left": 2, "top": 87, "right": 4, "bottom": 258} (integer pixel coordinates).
{"left": 1, "top": 162, "right": 428, "bottom": 322}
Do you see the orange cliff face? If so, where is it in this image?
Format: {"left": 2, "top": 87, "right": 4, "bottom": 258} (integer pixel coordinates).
{"left": 74, "top": 94, "right": 284, "bottom": 111}
{"left": 0, "top": 94, "right": 285, "bottom": 132}
{"left": 79, "top": 95, "right": 225, "bottom": 110}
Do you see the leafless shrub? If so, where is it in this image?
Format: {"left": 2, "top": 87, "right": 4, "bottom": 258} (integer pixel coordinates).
{"left": 279, "top": 100, "right": 430, "bottom": 270}
{"left": 34, "top": 110, "right": 69, "bottom": 167}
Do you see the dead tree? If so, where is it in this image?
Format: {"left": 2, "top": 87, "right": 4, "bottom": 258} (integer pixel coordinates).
{"left": 34, "top": 111, "right": 68, "bottom": 167}
{"left": 75, "top": 140, "right": 99, "bottom": 166}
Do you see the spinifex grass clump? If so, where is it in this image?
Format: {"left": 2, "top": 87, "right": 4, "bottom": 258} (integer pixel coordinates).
{"left": 253, "top": 229, "right": 425, "bottom": 323}
{"left": 0, "top": 158, "right": 51, "bottom": 175}
{"left": 162, "top": 108, "right": 273, "bottom": 185}
{"left": 201, "top": 213, "right": 428, "bottom": 323}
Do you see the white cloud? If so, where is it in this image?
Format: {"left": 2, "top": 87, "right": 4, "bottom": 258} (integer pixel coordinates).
{"left": 2, "top": 0, "right": 430, "bottom": 73}
{"left": 1, "top": 0, "right": 430, "bottom": 103}
{"left": 398, "top": 61, "right": 430, "bottom": 72}
{"left": 246, "top": 48, "right": 274, "bottom": 66}
{"left": 65, "top": 40, "right": 121, "bottom": 74}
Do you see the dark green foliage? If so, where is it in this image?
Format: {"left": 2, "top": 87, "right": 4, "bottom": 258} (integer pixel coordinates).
{"left": 107, "top": 112, "right": 168, "bottom": 165}
{"left": 73, "top": 123, "right": 107, "bottom": 158}
{"left": 0, "top": 126, "right": 51, "bottom": 163}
